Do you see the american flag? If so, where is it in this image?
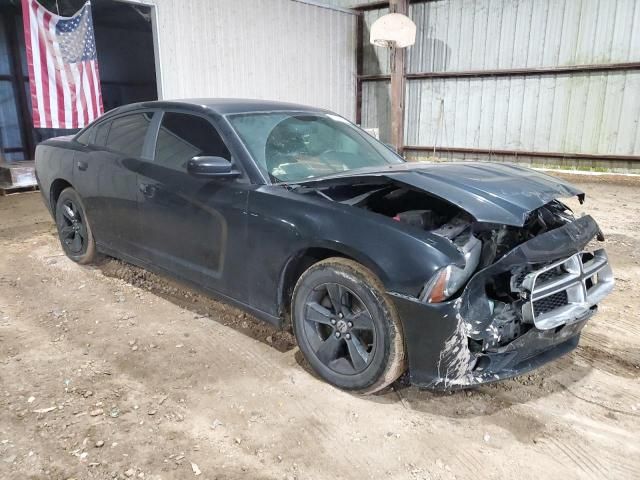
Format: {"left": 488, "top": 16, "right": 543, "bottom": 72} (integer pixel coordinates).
{"left": 22, "top": 0, "right": 104, "bottom": 129}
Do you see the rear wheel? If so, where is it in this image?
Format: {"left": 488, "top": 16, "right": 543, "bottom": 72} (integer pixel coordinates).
{"left": 55, "top": 187, "right": 98, "bottom": 264}
{"left": 292, "top": 257, "right": 406, "bottom": 394}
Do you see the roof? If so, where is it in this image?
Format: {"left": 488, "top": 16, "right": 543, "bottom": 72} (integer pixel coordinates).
{"left": 105, "top": 98, "right": 326, "bottom": 117}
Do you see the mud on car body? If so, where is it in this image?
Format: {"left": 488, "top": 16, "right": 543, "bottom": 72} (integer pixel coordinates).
{"left": 35, "top": 99, "right": 614, "bottom": 393}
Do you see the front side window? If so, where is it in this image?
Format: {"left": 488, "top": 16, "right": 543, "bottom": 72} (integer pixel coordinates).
{"left": 154, "top": 112, "right": 230, "bottom": 170}
{"left": 105, "top": 113, "right": 152, "bottom": 157}
{"left": 227, "top": 112, "right": 403, "bottom": 183}
{"left": 75, "top": 126, "right": 94, "bottom": 146}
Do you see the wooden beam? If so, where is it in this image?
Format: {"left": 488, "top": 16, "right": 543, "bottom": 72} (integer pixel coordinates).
{"left": 404, "top": 145, "right": 640, "bottom": 162}
{"left": 352, "top": 0, "right": 421, "bottom": 11}
{"left": 355, "top": 12, "right": 364, "bottom": 126}
{"left": 389, "top": 0, "right": 407, "bottom": 155}
{"left": 359, "top": 62, "right": 640, "bottom": 82}
{"left": 352, "top": 1, "right": 390, "bottom": 10}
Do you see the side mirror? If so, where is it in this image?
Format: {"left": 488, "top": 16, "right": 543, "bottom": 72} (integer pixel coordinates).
{"left": 186, "top": 156, "right": 240, "bottom": 178}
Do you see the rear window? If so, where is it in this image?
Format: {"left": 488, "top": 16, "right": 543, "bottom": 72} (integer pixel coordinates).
{"left": 105, "top": 113, "right": 152, "bottom": 157}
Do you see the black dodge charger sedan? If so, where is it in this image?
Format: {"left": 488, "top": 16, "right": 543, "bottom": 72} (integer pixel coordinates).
{"left": 35, "top": 99, "right": 614, "bottom": 393}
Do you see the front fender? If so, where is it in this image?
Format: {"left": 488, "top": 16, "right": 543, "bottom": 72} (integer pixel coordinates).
{"left": 247, "top": 187, "right": 464, "bottom": 318}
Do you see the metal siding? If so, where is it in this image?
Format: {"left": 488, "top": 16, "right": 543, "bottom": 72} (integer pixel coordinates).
{"left": 361, "top": 79, "right": 391, "bottom": 142}
{"left": 149, "top": 0, "right": 356, "bottom": 120}
{"left": 359, "top": 0, "right": 640, "bottom": 168}
{"left": 363, "top": 7, "right": 391, "bottom": 75}
{"left": 407, "top": 70, "right": 640, "bottom": 156}
{"left": 406, "top": 0, "right": 640, "bottom": 73}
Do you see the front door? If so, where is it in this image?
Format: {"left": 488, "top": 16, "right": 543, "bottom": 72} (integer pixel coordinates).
{"left": 135, "top": 111, "right": 250, "bottom": 300}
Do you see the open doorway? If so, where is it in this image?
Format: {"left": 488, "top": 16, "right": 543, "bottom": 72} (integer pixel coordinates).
{"left": 0, "top": 0, "right": 159, "bottom": 161}
{"left": 92, "top": 0, "right": 158, "bottom": 111}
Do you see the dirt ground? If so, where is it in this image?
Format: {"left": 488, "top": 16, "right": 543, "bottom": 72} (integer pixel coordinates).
{"left": 1, "top": 175, "right": 639, "bottom": 480}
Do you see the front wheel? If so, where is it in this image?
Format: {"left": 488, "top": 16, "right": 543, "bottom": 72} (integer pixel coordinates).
{"left": 55, "top": 187, "right": 98, "bottom": 264}
{"left": 292, "top": 257, "right": 406, "bottom": 394}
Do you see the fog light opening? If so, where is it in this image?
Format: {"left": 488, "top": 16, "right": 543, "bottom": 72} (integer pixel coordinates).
{"left": 472, "top": 355, "right": 491, "bottom": 372}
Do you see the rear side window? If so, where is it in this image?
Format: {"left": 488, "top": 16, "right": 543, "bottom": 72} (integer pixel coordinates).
{"left": 94, "top": 121, "right": 111, "bottom": 146}
{"left": 155, "top": 112, "right": 231, "bottom": 170}
{"left": 105, "top": 113, "right": 152, "bottom": 157}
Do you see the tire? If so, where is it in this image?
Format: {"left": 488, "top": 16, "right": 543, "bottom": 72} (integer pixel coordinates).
{"left": 54, "top": 187, "right": 98, "bottom": 265}
{"left": 292, "top": 257, "right": 406, "bottom": 394}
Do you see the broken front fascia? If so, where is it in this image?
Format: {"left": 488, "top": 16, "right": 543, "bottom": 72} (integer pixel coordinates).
{"left": 389, "top": 215, "right": 609, "bottom": 389}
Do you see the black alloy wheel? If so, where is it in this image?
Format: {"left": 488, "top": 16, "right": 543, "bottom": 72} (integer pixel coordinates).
{"left": 58, "top": 198, "right": 86, "bottom": 254}
{"left": 292, "top": 257, "right": 406, "bottom": 394}
{"left": 302, "top": 283, "right": 376, "bottom": 375}
{"left": 55, "top": 187, "right": 98, "bottom": 264}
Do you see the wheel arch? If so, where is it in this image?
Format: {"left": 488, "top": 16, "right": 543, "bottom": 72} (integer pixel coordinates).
{"left": 277, "top": 242, "right": 389, "bottom": 323}
{"left": 49, "top": 178, "right": 74, "bottom": 215}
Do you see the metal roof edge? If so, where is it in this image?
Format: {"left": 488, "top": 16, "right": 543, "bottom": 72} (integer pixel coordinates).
{"left": 289, "top": 0, "right": 357, "bottom": 15}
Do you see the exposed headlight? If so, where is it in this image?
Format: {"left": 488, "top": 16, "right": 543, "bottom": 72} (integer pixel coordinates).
{"left": 419, "top": 234, "right": 482, "bottom": 303}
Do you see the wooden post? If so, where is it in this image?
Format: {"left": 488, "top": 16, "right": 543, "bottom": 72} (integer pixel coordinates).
{"left": 355, "top": 12, "right": 363, "bottom": 126}
{"left": 389, "top": 0, "right": 407, "bottom": 155}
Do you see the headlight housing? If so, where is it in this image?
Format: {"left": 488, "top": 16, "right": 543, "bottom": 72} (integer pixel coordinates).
{"left": 419, "top": 234, "right": 482, "bottom": 303}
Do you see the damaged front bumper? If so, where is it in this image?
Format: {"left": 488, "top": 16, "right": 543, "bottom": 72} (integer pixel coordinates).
{"left": 390, "top": 215, "right": 614, "bottom": 390}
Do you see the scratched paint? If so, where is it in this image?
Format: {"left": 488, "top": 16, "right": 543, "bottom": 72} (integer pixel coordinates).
{"left": 433, "top": 299, "right": 484, "bottom": 388}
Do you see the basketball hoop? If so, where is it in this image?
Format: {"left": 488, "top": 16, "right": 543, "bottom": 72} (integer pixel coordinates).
{"left": 370, "top": 13, "right": 416, "bottom": 48}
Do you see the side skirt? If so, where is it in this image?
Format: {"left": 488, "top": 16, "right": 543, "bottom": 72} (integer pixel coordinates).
{"left": 96, "top": 242, "right": 284, "bottom": 329}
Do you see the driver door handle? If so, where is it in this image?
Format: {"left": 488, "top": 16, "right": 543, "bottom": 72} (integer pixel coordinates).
{"left": 139, "top": 183, "right": 157, "bottom": 198}
{"left": 77, "top": 160, "right": 88, "bottom": 171}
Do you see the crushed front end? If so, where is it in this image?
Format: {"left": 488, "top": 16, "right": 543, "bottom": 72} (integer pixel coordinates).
{"left": 391, "top": 212, "right": 614, "bottom": 390}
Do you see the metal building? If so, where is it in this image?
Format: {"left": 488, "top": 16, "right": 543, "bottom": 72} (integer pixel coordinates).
{"left": 149, "top": 0, "right": 356, "bottom": 118}
{"left": 353, "top": 0, "right": 640, "bottom": 171}
{"left": 4, "top": 0, "right": 639, "bottom": 172}
{"left": 0, "top": 0, "right": 356, "bottom": 162}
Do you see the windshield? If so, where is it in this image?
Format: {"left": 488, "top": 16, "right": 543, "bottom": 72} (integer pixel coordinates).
{"left": 227, "top": 111, "right": 404, "bottom": 183}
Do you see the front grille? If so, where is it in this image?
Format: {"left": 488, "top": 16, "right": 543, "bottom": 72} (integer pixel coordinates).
{"left": 511, "top": 264, "right": 560, "bottom": 290}
{"left": 511, "top": 249, "right": 614, "bottom": 330}
{"left": 537, "top": 268, "right": 563, "bottom": 284}
{"left": 533, "top": 291, "right": 568, "bottom": 316}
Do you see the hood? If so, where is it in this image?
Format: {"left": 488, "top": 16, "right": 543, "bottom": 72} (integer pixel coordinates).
{"left": 295, "top": 162, "right": 584, "bottom": 227}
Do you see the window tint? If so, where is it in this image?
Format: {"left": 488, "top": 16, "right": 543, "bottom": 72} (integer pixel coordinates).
{"left": 155, "top": 113, "right": 230, "bottom": 170}
{"left": 105, "top": 113, "right": 152, "bottom": 157}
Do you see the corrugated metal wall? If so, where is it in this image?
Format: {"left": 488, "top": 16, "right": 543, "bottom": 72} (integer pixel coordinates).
{"left": 361, "top": 6, "right": 392, "bottom": 141}
{"left": 359, "top": 0, "right": 640, "bottom": 170}
{"left": 149, "top": 0, "right": 357, "bottom": 120}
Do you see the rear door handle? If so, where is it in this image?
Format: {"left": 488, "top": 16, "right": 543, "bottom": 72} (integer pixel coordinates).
{"left": 77, "top": 160, "right": 88, "bottom": 171}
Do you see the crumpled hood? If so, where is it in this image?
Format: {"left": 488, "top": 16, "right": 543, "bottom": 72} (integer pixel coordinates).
{"left": 296, "top": 162, "right": 584, "bottom": 227}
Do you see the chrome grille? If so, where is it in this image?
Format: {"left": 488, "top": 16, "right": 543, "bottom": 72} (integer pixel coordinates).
{"left": 513, "top": 249, "right": 614, "bottom": 330}
{"left": 533, "top": 291, "right": 568, "bottom": 316}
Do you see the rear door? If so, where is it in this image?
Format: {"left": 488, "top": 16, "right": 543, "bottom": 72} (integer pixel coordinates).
{"left": 75, "top": 111, "right": 156, "bottom": 257}
{"left": 135, "top": 111, "right": 250, "bottom": 299}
